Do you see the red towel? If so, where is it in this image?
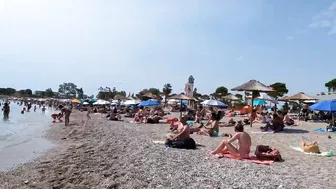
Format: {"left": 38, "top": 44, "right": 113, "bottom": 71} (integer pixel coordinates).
{"left": 215, "top": 153, "right": 274, "bottom": 165}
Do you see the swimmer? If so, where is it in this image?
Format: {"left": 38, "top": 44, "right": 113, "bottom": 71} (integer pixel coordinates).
{"left": 21, "top": 107, "right": 26, "bottom": 114}
{"left": 2, "top": 103, "right": 10, "bottom": 119}
{"left": 42, "top": 106, "right": 46, "bottom": 113}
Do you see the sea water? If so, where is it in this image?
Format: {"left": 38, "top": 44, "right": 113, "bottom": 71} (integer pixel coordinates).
{"left": 0, "top": 103, "right": 56, "bottom": 171}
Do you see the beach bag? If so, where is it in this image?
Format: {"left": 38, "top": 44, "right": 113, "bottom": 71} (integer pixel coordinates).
{"left": 255, "top": 145, "right": 283, "bottom": 162}
{"left": 301, "top": 141, "right": 320, "bottom": 153}
{"left": 165, "top": 138, "right": 196, "bottom": 149}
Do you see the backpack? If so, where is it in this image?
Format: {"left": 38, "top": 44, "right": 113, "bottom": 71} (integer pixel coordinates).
{"left": 255, "top": 145, "right": 283, "bottom": 162}
{"left": 165, "top": 138, "right": 196, "bottom": 149}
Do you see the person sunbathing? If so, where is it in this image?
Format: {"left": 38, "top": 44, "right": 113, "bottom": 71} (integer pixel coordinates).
{"left": 167, "top": 115, "right": 190, "bottom": 141}
{"left": 198, "top": 112, "right": 219, "bottom": 137}
{"left": 211, "top": 124, "right": 251, "bottom": 159}
{"left": 134, "top": 106, "right": 146, "bottom": 123}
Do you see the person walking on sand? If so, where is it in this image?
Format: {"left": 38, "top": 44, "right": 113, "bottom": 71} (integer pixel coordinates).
{"left": 2, "top": 102, "right": 10, "bottom": 119}
{"left": 87, "top": 105, "right": 92, "bottom": 119}
{"left": 61, "top": 107, "right": 72, "bottom": 126}
{"left": 211, "top": 123, "right": 251, "bottom": 159}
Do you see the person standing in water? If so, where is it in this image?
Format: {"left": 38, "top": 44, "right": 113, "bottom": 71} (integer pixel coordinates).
{"left": 2, "top": 102, "right": 10, "bottom": 119}
{"left": 42, "top": 106, "right": 46, "bottom": 113}
{"left": 34, "top": 105, "right": 37, "bottom": 112}
{"left": 61, "top": 107, "right": 72, "bottom": 126}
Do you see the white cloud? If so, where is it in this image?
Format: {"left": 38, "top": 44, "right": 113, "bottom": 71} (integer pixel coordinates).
{"left": 309, "top": 1, "right": 336, "bottom": 35}
{"left": 286, "top": 36, "right": 294, "bottom": 40}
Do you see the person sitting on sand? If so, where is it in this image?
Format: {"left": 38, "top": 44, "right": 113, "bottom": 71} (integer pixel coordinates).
{"left": 198, "top": 112, "right": 219, "bottom": 137}
{"left": 146, "top": 113, "right": 162, "bottom": 124}
{"left": 283, "top": 112, "right": 295, "bottom": 126}
{"left": 134, "top": 106, "right": 146, "bottom": 123}
{"left": 261, "top": 113, "right": 284, "bottom": 132}
{"left": 167, "top": 115, "right": 190, "bottom": 141}
{"left": 211, "top": 124, "right": 251, "bottom": 158}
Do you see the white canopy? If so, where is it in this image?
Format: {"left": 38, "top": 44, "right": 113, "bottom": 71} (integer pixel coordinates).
{"left": 123, "top": 99, "right": 140, "bottom": 105}
{"left": 201, "top": 100, "right": 228, "bottom": 107}
{"left": 93, "top": 99, "right": 110, "bottom": 105}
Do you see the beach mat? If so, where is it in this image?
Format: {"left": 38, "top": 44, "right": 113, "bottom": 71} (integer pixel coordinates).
{"left": 153, "top": 140, "right": 204, "bottom": 147}
{"left": 313, "top": 128, "right": 336, "bottom": 133}
{"left": 215, "top": 153, "right": 274, "bottom": 165}
{"left": 290, "top": 146, "right": 334, "bottom": 157}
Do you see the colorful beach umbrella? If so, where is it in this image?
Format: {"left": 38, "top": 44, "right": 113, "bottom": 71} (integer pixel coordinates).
{"left": 72, "top": 98, "right": 80, "bottom": 103}
{"left": 138, "top": 99, "right": 160, "bottom": 107}
{"left": 253, "top": 99, "right": 267, "bottom": 105}
{"left": 309, "top": 100, "right": 336, "bottom": 112}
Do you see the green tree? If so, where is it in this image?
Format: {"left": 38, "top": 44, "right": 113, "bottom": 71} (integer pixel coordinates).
{"left": 267, "top": 82, "right": 289, "bottom": 100}
{"left": 45, "top": 88, "right": 54, "bottom": 97}
{"left": 162, "top": 83, "right": 172, "bottom": 105}
{"left": 76, "top": 87, "right": 84, "bottom": 99}
{"left": 193, "top": 87, "right": 202, "bottom": 99}
{"left": 58, "top": 83, "right": 77, "bottom": 98}
{"left": 234, "top": 94, "right": 243, "bottom": 100}
{"left": 325, "top": 78, "right": 336, "bottom": 93}
{"left": 212, "top": 86, "right": 228, "bottom": 100}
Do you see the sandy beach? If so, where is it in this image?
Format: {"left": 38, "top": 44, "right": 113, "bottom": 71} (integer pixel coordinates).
{"left": 0, "top": 111, "right": 335, "bottom": 189}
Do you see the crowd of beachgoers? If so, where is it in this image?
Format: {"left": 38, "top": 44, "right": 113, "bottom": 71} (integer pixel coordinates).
{"left": 0, "top": 95, "right": 335, "bottom": 188}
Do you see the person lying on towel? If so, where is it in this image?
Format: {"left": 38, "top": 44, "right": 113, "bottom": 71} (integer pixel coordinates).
{"left": 211, "top": 123, "right": 251, "bottom": 158}
{"left": 166, "top": 115, "right": 196, "bottom": 149}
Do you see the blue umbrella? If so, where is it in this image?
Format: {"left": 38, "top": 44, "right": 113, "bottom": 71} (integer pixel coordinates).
{"left": 309, "top": 100, "right": 336, "bottom": 112}
{"left": 139, "top": 99, "right": 160, "bottom": 107}
{"left": 253, "top": 99, "right": 267, "bottom": 105}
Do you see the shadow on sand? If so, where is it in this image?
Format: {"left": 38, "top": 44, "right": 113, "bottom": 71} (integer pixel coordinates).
{"left": 282, "top": 128, "right": 309, "bottom": 134}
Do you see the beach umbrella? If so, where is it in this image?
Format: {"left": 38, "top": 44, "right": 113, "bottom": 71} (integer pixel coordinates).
{"left": 222, "top": 94, "right": 240, "bottom": 101}
{"left": 201, "top": 100, "right": 228, "bottom": 109}
{"left": 138, "top": 99, "right": 160, "bottom": 107}
{"left": 309, "top": 99, "right": 336, "bottom": 123}
{"left": 83, "top": 102, "right": 89, "bottom": 105}
{"left": 309, "top": 99, "right": 336, "bottom": 112}
{"left": 286, "top": 92, "right": 316, "bottom": 120}
{"left": 255, "top": 94, "right": 278, "bottom": 104}
{"left": 169, "top": 94, "right": 193, "bottom": 117}
{"left": 72, "top": 98, "right": 80, "bottom": 103}
{"left": 124, "top": 99, "right": 140, "bottom": 105}
{"left": 231, "top": 80, "right": 274, "bottom": 127}
{"left": 253, "top": 99, "right": 267, "bottom": 105}
{"left": 93, "top": 99, "right": 110, "bottom": 105}
{"left": 287, "top": 92, "right": 315, "bottom": 101}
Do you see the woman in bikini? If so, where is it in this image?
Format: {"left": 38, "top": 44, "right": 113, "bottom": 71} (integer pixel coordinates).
{"left": 198, "top": 112, "right": 219, "bottom": 137}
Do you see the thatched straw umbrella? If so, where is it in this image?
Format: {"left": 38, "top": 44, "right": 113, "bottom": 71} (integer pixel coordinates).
{"left": 286, "top": 92, "right": 316, "bottom": 118}
{"left": 169, "top": 94, "right": 193, "bottom": 118}
{"left": 231, "top": 80, "right": 274, "bottom": 127}
{"left": 222, "top": 94, "right": 240, "bottom": 101}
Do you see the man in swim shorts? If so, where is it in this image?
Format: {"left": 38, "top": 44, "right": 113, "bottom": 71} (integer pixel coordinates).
{"left": 2, "top": 103, "right": 10, "bottom": 119}
{"left": 211, "top": 123, "right": 251, "bottom": 158}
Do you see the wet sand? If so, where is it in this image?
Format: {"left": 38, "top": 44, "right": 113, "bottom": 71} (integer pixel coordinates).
{"left": 0, "top": 111, "right": 335, "bottom": 188}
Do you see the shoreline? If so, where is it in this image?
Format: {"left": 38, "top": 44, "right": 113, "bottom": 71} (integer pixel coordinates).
{"left": 0, "top": 111, "right": 335, "bottom": 188}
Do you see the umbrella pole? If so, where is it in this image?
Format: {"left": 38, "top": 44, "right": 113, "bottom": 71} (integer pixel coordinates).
{"left": 180, "top": 99, "right": 182, "bottom": 118}
{"left": 250, "top": 97, "right": 254, "bottom": 127}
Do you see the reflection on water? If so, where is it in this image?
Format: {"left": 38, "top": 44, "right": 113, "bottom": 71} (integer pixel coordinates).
{"left": 0, "top": 103, "right": 54, "bottom": 149}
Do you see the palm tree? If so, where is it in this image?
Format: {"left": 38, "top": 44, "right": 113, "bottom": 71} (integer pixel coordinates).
{"left": 162, "top": 83, "right": 172, "bottom": 106}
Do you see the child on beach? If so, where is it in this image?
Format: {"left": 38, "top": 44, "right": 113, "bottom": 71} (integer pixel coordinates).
{"left": 51, "top": 113, "right": 63, "bottom": 123}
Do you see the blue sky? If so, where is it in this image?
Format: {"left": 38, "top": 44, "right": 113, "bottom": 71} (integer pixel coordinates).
{"left": 0, "top": 0, "right": 335, "bottom": 96}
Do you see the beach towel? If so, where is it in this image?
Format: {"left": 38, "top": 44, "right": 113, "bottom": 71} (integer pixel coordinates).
{"left": 215, "top": 152, "right": 274, "bottom": 165}
{"left": 290, "top": 146, "right": 334, "bottom": 157}
{"left": 153, "top": 140, "right": 203, "bottom": 147}
{"left": 313, "top": 128, "right": 336, "bottom": 133}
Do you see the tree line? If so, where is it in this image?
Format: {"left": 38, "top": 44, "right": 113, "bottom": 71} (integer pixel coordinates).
{"left": 0, "top": 82, "right": 87, "bottom": 99}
